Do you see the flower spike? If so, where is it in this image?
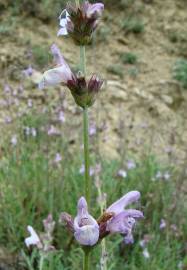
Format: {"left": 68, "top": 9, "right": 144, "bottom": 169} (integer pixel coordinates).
{"left": 58, "top": 1, "right": 104, "bottom": 45}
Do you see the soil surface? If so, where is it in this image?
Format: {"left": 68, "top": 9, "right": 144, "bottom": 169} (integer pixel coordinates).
{"left": 0, "top": 0, "right": 187, "bottom": 165}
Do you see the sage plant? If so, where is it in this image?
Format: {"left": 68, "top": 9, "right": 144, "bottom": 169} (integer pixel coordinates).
{"left": 25, "top": 1, "right": 144, "bottom": 269}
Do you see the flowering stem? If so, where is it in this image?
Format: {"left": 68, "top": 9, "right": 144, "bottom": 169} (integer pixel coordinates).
{"left": 80, "top": 43, "right": 91, "bottom": 270}
{"left": 83, "top": 106, "right": 91, "bottom": 207}
{"left": 39, "top": 255, "right": 44, "bottom": 270}
{"left": 75, "top": 0, "right": 79, "bottom": 7}
{"left": 80, "top": 46, "right": 86, "bottom": 75}
{"left": 83, "top": 249, "right": 91, "bottom": 270}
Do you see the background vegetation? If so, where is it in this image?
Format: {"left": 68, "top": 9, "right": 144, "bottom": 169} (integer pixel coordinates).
{"left": 0, "top": 0, "right": 187, "bottom": 269}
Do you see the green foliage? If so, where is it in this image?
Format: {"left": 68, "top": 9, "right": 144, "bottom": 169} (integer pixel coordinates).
{"left": 32, "top": 45, "right": 51, "bottom": 68}
{"left": 107, "top": 64, "right": 124, "bottom": 78}
{"left": 7, "top": 0, "right": 66, "bottom": 21}
{"left": 0, "top": 110, "right": 186, "bottom": 269}
{"left": 173, "top": 59, "right": 187, "bottom": 88}
{"left": 0, "top": 16, "right": 17, "bottom": 36}
{"left": 122, "top": 18, "right": 144, "bottom": 34}
{"left": 96, "top": 26, "right": 111, "bottom": 43}
{"left": 128, "top": 66, "right": 139, "bottom": 77}
{"left": 121, "top": 52, "right": 138, "bottom": 64}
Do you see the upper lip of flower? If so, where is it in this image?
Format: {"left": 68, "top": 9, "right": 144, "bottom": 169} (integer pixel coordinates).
{"left": 73, "top": 197, "right": 99, "bottom": 246}
{"left": 105, "top": 191, "right": 144, "bottom": 237}
{"left": 106, "top": 191, "right": 142, "bottom": 215}
{"left": 38, "top": 44, "right": 73, "bottom": 89}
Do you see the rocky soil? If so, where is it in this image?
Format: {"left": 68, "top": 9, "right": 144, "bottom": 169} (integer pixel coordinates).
{"left": 0, "top": 0, "right": 187, "bottom": 166}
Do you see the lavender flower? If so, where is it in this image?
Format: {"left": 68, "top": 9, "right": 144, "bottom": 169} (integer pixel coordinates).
{"left": 58, "top": 1, "right": 104, "bottom": 45}
{"left": 22, "top": 65, "right": 33, "bottom": 77}
{"left": 39, "top": 44, "right": 73, "bottom": 89}
{"left": 47, "top": 125, "right": 60, "bottom": 136}
{"left": 39, "top": 44, "right": 103, "bottom": 108}
{"left": 159, "top": 219, "right": 166, "bottom": 230}
{"left": 127, "top": 160, "right": 136, "bottom": 170}
{"left": 74, "top": 197, "right": 99, "bottom": 246}
{"left": 54, "top": 153, "right": 62, "bottom": 163}
{"left": 105, "top": 191, "right": 143, "bottom": 243}
{"left": 4, "top": 116, "right": 12, "bottom": 124}
{"left": 89, "top": 123, "right": 97, "bottom": 136}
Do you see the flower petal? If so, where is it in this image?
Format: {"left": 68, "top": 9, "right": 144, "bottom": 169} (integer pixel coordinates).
{"left": 86, "top": 3, "right": 104, "bottom": 18}
{"left": 25, "top": 226, "right": 42, "bottom": 248}
{"left": 39, "top": 66, "right": 71, "bottom": 89}
{"left": 106, "top": 213, "right": 136, "bottom": 234}
{"left": 106, "top": 191, "right": 141, "bottom": 215}
{"left": 74, "top": 197, "right": 98, "bottom": 229}
{"left": 57, "top": 27, "right": 68, "bottom": 36}
{"left": 74, "top": 197, "right": 99, "bottom": 246}
{"left": 51, "top": 44, "right": 70, "bottom": 68}
{"left": 74, "top": 224, "right": 99, "bottom": 246}
{"left": 124, "top": 233, "right": 134, "bottom": 244}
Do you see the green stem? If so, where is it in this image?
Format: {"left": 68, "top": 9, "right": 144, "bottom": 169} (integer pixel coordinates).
{"left": 83, "top": 106, "right": 90, "bottom": 207}
{"left": 39, "top": 255, "right": 44, "bottom": 270}
{"left": 80, "top": 41, "right": 91, "bottom": 270}
{"left": 80, "top": 46, "right": 86, "bottom": 75}
{"left": 83, "top": 250, "right": 91, "bottom": 270}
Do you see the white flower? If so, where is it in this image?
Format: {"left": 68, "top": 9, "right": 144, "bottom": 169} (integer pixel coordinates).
{"left": 27, "top": 99, "right": 33, "bottom": 108}
{"left": 11, "top": 135, "right": 17, "bottom": 146}
{"left": 117, "top": 169, "right": 127, "bottom": 178}
{"left": 58, "top": 9, "right": 70, "bottom": 36}
{"left": 143, "top": 248, "right": 150, "bottom": 259}
{"left": 25, "top": 226, "right": 42, "bottom": 249}
{"left": 39, "top": 44, "right": 73, "bottom": 89}
{"left": 164, "top": 172, "right": 170, "bottom": 180}
{"left": 31, "top": 128, "right": 37, "bottom": 137}
{"left": 155, "top": 171, "right": 162, "bottom": 179}
{"left": 58, "top": 111, "right": 65, "bottom": 123}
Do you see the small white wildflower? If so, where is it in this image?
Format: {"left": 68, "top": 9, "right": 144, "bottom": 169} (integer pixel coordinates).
{"left": 142, "top": 248, "right": 150, "bottom": 259}
{"left": 31, "top": 128, "right": 37, "bottom": 137}
{"left": 159, "top": 219, "right": 166, "bottom": 230}
{"left": 25, "top": 226, "right": 42, "bottom": 249}
{"left": 117, "top": 169, "right": 127, "bottom": 178}
{"left": 11, "top": 135, "right": 17, "bottom": 146}
{"left": 164, "top": 172, "right": 170, "bottom": 180}
{"left": 155, "top": 171, "right": 162, "bottom": 179}
{"left": 58, "top": 111, "right": 65, "bottom": 123}
{"left": 27, "top": 99, "right": 33, "bottom": 108}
